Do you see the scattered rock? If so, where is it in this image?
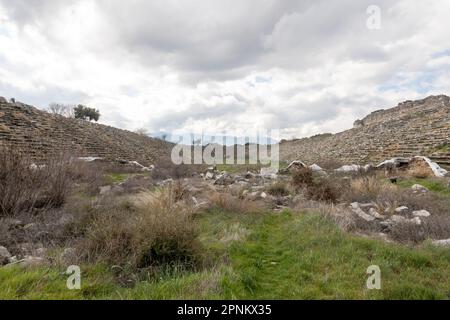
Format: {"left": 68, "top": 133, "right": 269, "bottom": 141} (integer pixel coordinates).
{"left": 214, "top": 173, "right": 234, "bottom": 186}
{"left": 368, "top": 208, "right": 384, "bottom": 219}
{"left": 260, "top": 192, "right": 268, "bottom": 199}
{"left": 431, "top": 239, "right": 450, "bottom": 247}
{"left": 350, "top": 203, "right": 375, "bottom": 222}
{"left": 309, "top": 164, "right": 323, "bottom": 171}
{"left": 244, "top": 171, "right": 257, "bottom": 179}
{"left": 283, "top": 160, "right": 307, "bottom": 172}
{"left": 204, "top": 172, "right": 215, "bottom": 180}
{"left": 411, "top": 184, "right": 428, "bottom": 191}
{"left": 412, "top": 210, "right": 431, "bottom": 217}
{"left": 260, "top": 167, "right": 278, "bottom": 179}
{"left": 395, "top": 206, "right": 409, "bottom": 213}
{"left": 0, "top": 246, "right": 12, "bottom": 265}
{"left": 17, "top": 256, "right": 45, "bottom": 268}
{"left": 23, "top": 223, "right": 37, "bottom": 230}
{"left": 99, "top": 185, "right": 112, "bottom": 195}
{"left": 391, "top": 215, "right": 407, "bottom": 223}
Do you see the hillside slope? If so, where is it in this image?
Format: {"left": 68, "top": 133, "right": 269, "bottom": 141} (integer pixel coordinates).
{"left": 0, "top": 97, "right": 171, "bottom": 165}
{"left": 280, "top": 95, "right": 450, "bottom": 166}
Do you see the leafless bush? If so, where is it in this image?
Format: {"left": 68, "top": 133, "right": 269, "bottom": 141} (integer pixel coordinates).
{"left": 291, "top": 168, "right": 340, "bottom": 203}
{"left": 390, "top": 214, "right": 450, "bottom": 244}
{"left": 267, "top": 182, "right": 290, "bottom": 196}
{"left": 78, "top": 188, "right": 202, "bottom": 270}
{"left": 208, "top": 192, "right": 261, "bottom": 214}
{"left": 291, "top": 167, "right": 314, "bottom": 189}
{"left": 0, "top": 148, "right": 73, "bottom": 216}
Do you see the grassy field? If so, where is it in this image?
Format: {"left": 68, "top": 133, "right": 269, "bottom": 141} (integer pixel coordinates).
{"left": 1, "top": 210, "right": 448, "bottom": 300}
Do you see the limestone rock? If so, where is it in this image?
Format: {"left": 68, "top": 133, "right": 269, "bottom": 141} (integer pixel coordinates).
{"left": 395, "top": 206, "right": 409, "bottom": 213}
{"left": 432, "top": 239, "right": 450, "bottom": 247}
{"left": 411, "top": 184, "right": 428, "bottom": 191}
{"left": 412, "top": 210, "right": 431, "bottom": 217}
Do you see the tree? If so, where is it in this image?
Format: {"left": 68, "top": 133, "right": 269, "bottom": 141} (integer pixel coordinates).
{"left": 74, "top": 105, "right": 100, "bottom": 122}
{"left": 47, "top": 103, "right": 74, "bottom": 118}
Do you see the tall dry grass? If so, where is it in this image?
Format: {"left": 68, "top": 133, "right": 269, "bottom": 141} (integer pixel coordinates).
{"left": 79, "top": 187, "right": 202, "bottom": 270}
{"left": 0, "top": 148, "right": 73, "bottom": 216}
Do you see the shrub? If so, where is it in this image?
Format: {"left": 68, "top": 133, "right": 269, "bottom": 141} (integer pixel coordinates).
{"left": 291, "top": 168, "right": 339, "bottom": 203}
{"left": 0, "top": 148, "right": 72, "bottom": 216}
{"left": 267, "top": 182, "right": 290, "bottom": 196}
{"left": 306, "top": 180, "right": 340, "bottom": 203}
{"left": 291, "top": 167, "right": 314, "bottom": 189}
{"left": 79, "top": 187, "right": 202, "bottom": 270}
{"left": 208, "top": 192, "right": 260, "bottom": 214}
{"left": 74, "top": 105, "right": 100, "bottom": 122}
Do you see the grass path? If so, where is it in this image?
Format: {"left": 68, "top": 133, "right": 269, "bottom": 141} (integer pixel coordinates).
{"left": 0, "top": 211, "right": 449, "bottom": 299}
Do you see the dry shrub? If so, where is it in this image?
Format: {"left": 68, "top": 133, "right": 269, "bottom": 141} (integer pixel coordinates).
{"left": 390, "top": 214, "right": 450, "bottom": 244}
{"left": 291, "top": 168, "right": 340, "bottom": 203}
{"left": 375, "top": 187, "right": 449, "bottom": 216}
{"left": 267, "top": 182, "right": 290, "bottom": 196}
{"left": 306, "top": 180, "right": 339, "bottom": 203}
{"left": 79, "top": 187, "right": 202, "bottom": 270}
{"left": 208, "top": 192, "right": 261, "bottom": 214}
{"left": 343, "top": 176, "right": 393, "bottom": 203}
{"left": 0, "top": 148, "right": 72, "bottom": 216}
{"left": 118, "top": 175, "right": 154, "bottom": 194}
{"left": 151, "top": 156, "right": 205, "bottom": 180}
{"left": 291, "top": 167, "right": 314, "bottom": 189}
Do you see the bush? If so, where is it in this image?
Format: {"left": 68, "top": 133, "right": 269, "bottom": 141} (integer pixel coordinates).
{"left": 208, "top": 192, "right": 261, "bottom": 214}
{"left": 291, "top": 167, "right": 314, "bottom": 189}
{"left": 267, "top": 182, "right": 290, "bottom": 196}
{"left": 74, "top": 105, "right": 100, "bottom": 122}
{"left": 79, "top": 187, "right": 202, "bottom": 270}
{"left": 0, "top": 148, "right": 72, "bottom": 216}
{"left": 291, "top": 168, "right": 339, "bottom": 203}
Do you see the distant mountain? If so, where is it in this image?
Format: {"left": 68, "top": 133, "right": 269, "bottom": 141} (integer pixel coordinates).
{"left": 150, "top": 132, "right": 279, "bottom": 146}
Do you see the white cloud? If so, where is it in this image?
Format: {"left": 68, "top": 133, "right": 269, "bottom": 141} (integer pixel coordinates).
{"left": 0, "top": 0, "right": 449, "bottom": 139}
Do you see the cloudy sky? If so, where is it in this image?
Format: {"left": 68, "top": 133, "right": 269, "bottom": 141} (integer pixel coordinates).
{"left": 0, "top": 0, "right": 449, "bottom": 139}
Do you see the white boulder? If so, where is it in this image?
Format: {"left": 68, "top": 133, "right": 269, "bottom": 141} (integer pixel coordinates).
{"left": 412, "top": 210, "right": 431, "bottom": 217}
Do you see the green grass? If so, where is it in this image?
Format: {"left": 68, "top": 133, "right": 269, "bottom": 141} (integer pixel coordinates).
{"left": 398, "top": 177, "right": 450, "bottom": 195}
{"left": 1, "top": 211, "right": 449, "bottom": 299}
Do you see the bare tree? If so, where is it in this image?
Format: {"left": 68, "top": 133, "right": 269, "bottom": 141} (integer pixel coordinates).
{"left": 47, "top": 103, "right": 75, "bottom": 118}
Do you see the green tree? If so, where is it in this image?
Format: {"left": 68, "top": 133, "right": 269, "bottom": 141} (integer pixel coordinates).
{"left": 74, "top": 105, "right": 100, "bottom": 122}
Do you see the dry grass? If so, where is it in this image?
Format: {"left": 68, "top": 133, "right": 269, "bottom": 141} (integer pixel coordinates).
{"left": 343, "top": 175, "right": 395, "bottom": 204}
{"left": 266, "top": 182, "right": 290, "bottom": 196}
{"left": 0, "top": 148, "right": 73, "bottom": 216}
{"left": 78, "top": 187, "right": 202, "bottom": 270}
{"left": 208, "top": 192, "right": 261, "bottom": 214}
{"left": 291, "top": 168, "right": 339, "bottom": 203}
